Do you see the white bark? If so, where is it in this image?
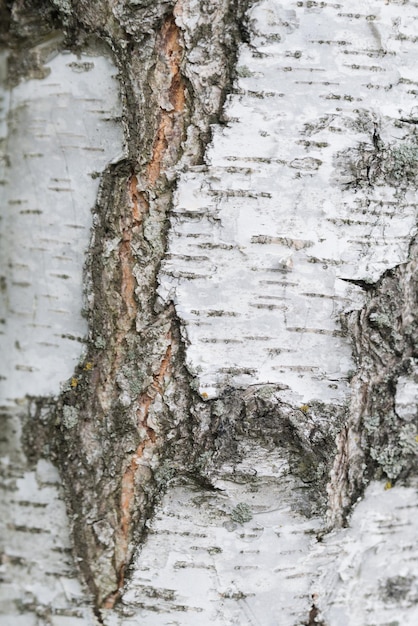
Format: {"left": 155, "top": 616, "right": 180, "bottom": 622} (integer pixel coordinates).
{"left": 159, "top": 0, "right": 418, "bottom": 404}
{"left": 1, "top": 1, "right": 418, "bottom": 625}
{"left": 0, "top": 50, "right": 123, "bottom": 404}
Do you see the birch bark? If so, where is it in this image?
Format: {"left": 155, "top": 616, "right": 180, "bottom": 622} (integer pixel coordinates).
{"left": 1, "top": 1, "right": 418, "bottom": 625}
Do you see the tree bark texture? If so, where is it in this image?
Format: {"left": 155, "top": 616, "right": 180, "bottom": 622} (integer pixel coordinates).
{"left": 1, "top": 1, "right": 418, "bottom": 625}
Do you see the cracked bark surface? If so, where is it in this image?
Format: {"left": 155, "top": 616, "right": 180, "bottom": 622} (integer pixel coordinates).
{"left": 1, "top": 1, "right": 418, "bottom": 625}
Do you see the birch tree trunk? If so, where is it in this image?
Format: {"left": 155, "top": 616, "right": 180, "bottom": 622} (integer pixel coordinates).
{"left": 1, "top": 1, "right": 418, "bottom": 625}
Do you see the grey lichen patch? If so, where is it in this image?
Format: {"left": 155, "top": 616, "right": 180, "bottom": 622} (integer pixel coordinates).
{"left": 236, "top": 65, "right": 254, "bottom": 78}
{"left": 368, "top": 312, "right": 392, "bottom": 331}
{"left": 363, "top": 413, "right": 380, "bottom": 434}
{"left": 386, "top": 142, "right": 418, "bottom": 184}
{"left": 370, "top": 443, "right": 409, "bottom": 481}
{"left": 94, "top": 336, "right": 106, "bottom": 350}
{"left": 62, "top": 405, "right": 79, "bottom": 429}
{"left": 153, "top": 459, "right": 177, "bottom": 486}
{"left": 335, "top": 110, "right": 418, "bottom": 191}
{"left": 230, "top": 502, "right": 253, "bottom": 524}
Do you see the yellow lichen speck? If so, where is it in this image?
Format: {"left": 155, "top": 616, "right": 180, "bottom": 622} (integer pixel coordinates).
{"left": 299, "top": 404, "right": 310, "bottom": 414}
{"left": 84, "top": 361, "right": 93, "bottom": 371}
{"left": 71, "top": 377, "right": 78, "bottom": 388}
{"left": 384, "top": 481, "right": 392, "bottom": 490}
{"left": 201, "top": 391, "right": 208, "bottom": 399}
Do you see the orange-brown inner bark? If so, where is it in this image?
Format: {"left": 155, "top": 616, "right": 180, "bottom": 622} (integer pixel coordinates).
{"left": 103, "top": 11, "right": 185, "bottom": 608}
